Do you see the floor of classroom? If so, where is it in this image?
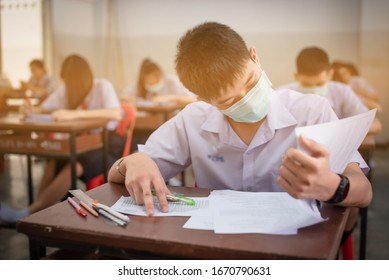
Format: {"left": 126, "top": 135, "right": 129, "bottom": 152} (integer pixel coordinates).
{"left": 0, "top": 148, "right": 388, "bottom": 260}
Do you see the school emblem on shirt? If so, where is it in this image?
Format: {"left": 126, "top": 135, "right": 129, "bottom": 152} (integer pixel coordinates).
{"left": 208, "top": 154, "right": 225, "bottom": 162}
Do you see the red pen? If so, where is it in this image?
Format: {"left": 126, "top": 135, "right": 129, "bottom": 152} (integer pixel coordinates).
{"left": 67, "top": 197, "right": 87, "bottom": 217}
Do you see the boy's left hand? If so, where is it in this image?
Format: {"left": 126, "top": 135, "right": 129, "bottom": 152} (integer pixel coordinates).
{"left": 277, "top": 136, "right": 339, "bottom": 201}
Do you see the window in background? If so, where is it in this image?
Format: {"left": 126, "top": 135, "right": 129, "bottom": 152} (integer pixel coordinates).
{"left": 0, "top": 0, "right": 43, "bottom": 88}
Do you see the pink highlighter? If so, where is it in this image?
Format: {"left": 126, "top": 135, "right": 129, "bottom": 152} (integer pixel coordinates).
{"left": 67, "top": 197, "right": 87, "bottom": 218}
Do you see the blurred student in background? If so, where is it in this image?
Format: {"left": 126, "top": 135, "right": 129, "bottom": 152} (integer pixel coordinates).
{"left": 20, "top": 59, "right": 57, "bottom": 100}
{"left": 332, "top": 61, "right": 381, "bottom": 112}
{"left": 278, "top": 46, "right": 381, "bottom": 134}
{"left": 0, "top": 54, "right": 124, "bottom": 223}
{"left": 121, "top": 58, "right": 196, "bottom": 104}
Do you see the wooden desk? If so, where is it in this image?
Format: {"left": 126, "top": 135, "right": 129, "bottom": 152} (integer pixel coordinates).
{"left": 1, "top": 89, "right": 43, "bottom": 113}
{"left": 0, "top": 114, "right": 108, "bottom": 203}
{"left": 18, "top": 182, "right": 349, "bottom": 260}
{"left": 135, "top": 102, "right": 185, "bottom": 131}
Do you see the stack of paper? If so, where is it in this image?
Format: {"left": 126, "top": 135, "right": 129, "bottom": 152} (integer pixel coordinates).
{"left": 111, "top": 195, "right": 210, "bottom": 217}
{"left": 183, "top": 190, "right": 325, "bottom": 235}
{"left": 111, "top": 190, "right": 325, "bottom": 235}
{"left": 23, "top": 113, "right": 54, "bottom": 123}
{"left": 295, "top": 109, "right": 376, "bottom": 173}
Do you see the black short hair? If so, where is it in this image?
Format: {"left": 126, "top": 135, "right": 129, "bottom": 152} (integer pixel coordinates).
{"left": 175, "top": 22, "right": 251, "bottom": 99}
{"left": 296, "top": 47, "right": 330, "bottom": 75}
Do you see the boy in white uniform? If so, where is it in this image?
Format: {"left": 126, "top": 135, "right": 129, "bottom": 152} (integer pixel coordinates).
{"left": 108, "top": 22, "right": 372, "bottom": 217}
{"left": 278, "top": 47, "right": 368, "bottom": 119}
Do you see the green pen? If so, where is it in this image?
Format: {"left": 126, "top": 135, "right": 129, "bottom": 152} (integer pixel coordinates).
{"left": 152, "top": 191, "right": 196, "bottom": 206}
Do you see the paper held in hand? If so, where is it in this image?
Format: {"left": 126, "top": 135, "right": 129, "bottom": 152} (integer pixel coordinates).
{"left": 295, "top": 109, "right": 376, "bottom": 173}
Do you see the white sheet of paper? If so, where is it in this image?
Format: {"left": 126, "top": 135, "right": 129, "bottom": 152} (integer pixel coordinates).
{"left": 111, "top": 195, "right": 209, "bottom": 216}
{"left": 295, "top": 109, "right": 376, "bottom": 173}
{"left": 24, "top": 113, "right": 54, "bottom": 123}
{"left": 209, "top": 190, "right": 324, "bottom": 234}
{"left": 137, "top": 144, "right": 145, "bottom": 152}
{"left": 183, "top": 214, "right": 297, "bottom": 234}
{"left": 183, "top": 215, "right": 214, "bottom": 231}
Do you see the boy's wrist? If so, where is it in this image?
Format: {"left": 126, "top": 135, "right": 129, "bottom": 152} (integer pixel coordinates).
{"left": 325, "top": 174, "right": 350, "bottom": 204}
{"left": 116, "top": 158, "right": 126, "bottom": 178}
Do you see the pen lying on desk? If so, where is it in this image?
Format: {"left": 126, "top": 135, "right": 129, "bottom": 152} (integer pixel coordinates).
{"left": 79, "top": 201, "right": 99, "bottom": 217}
{"left": 92, "top": 201, "right": 130, "bottom": 224}
{"left": 67, "top": 197, "right": 87, "bottom": 218}
{"left": 93, "top": 206, "right": 127, "bottom": 227}
{"left": 152, "top": 191, "right": 196, "bottom": 206}
{"left": 68, "top": 189, "right": 130, "bottom": 226}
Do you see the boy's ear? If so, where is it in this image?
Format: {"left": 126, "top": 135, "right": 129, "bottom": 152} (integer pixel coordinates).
{"left": 249, "top": 47, "right": 259, "bottom": 64}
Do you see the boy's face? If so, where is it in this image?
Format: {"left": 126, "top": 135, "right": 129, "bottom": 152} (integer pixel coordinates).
{"left": 30, "top": 65, "right": 44, "bottom": 80}
{"left": 200, "top": 58, "right": 261, "bottom": 110}
{"left": 295, "top": 69, "right": 333, "bottom": 87}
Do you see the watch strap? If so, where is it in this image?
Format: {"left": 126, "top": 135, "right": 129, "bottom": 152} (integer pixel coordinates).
{"left": 325, "top": 174, "right": 350, "bottom": 204}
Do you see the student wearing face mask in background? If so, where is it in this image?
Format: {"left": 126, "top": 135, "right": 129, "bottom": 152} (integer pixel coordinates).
{"left": 278, "top": 47, "right": 380, "bottom": 135}
{"left": 278, "top": 47, "right": 369, "bottom": 119}
{"left": 121, "top": 58, "right": 196, "bottom": 105}
{"left": 108, "top": 22, "right": 372, "bottom": 218}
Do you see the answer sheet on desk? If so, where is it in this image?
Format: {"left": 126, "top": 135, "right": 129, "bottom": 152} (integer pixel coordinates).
{"left": 24, "top": 113, "right": 54, "bottom": 123}
{"left": 211, "top": 190, "right": 325, "bottom": 234}
{"left": 183, "top": 190, "right": 324, "bottom": 235}
{"left": 295, "top": 109, "right": 376, "bottom": 173}
{"left": 111, "top": 196, "right": 209, "bottom": 216}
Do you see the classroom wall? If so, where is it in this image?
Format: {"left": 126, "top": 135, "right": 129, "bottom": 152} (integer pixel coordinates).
{"left": 0, "top": 0, "right": 43, "bottom": 86}
{"left": 50, "top": 0, "right": 389, "bottom": 143}
{"left": 360, "top": 0, "right": 389, "bottom": 143}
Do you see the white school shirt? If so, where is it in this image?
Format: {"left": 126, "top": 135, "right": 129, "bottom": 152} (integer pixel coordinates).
{"left": 28, "top": 73, "right": 58, "bottom": 95}
{"left": 278, "top": 81, "right": 368, "bottom": 119}
{"left": 42, "top": 78, "right": 120, "bottom": 130}
{"left": 121, "top": 75, "right": 195, "bottom": 99}
{"left": 143, "top": 89, "right": 367, "bottom": 192}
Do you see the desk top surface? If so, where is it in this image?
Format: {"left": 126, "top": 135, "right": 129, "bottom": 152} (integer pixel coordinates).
{"left": 0, "top": 113, "right": 108, "bottom": 132}
{"left": 135, "top": 102, "right": 186, "bottom": 113}
{"left": 17, "top": 182, "right": 348, "bottom": 260}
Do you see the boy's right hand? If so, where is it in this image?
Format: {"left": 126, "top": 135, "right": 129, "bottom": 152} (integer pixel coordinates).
{"left": 113, "top": 153, "right": 170, "bottom": 216}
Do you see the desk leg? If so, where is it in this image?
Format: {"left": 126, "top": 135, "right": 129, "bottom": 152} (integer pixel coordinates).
{"left": 69, "top": 132, "right": 77, "bottom": 190}
{"left": 103, "top": 128, "right": 108, "bottom": 183}
{"left": 358, "top": 148, "right": 373, "bottom": 260}
{"left": 26, "top": 155, "right": 34, "bottom": 204}
{"left": 359, "top": 207, "right": 368, "bottom": 260}
{"left": 29, "top": 239, "right": 46, "bottom": 260}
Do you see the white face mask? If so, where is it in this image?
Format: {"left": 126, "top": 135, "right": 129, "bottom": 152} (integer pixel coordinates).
{"left": 220, "top": 69, "right": 272, "bottom": 123}
{"left": 145, "top": 80, "right": 164, "bottom": 94}
{"left": 299, "top": 84, "right": 328, "bottom": 96}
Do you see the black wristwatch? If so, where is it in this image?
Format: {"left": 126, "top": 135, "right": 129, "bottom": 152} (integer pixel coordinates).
{"left": 325, "top": 174, "right": 350, "bottom": 204}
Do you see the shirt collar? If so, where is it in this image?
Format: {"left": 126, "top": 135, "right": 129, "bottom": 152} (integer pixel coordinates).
{"left": 266, "top": 89, "right": 298, "bottom": 131}
{"left": 200, "top": 102, "right": 224, "bottom": 134}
